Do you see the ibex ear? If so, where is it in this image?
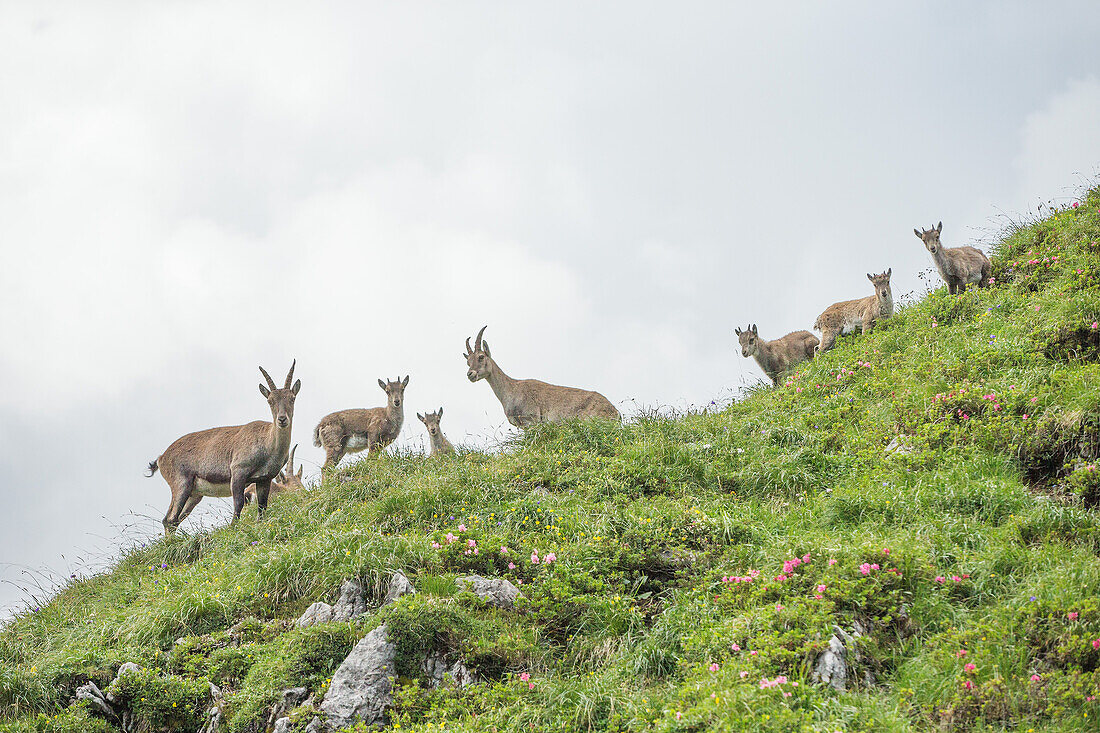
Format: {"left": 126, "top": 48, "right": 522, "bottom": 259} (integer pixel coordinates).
{"left": 292, "top": 379, "right": 301, "bottom": 395}
{"left": 417, "top": 412, "right": 426, "bottom": 423}
{"left": 734, "top": 327, "right": 741, "bottom": 335}
{"left": 297, "top": 464, "right": 304, "bottom": 479}
{"left": 886, "top": 267, "right": 892, "bottom": 278}
{"left": 438, "top": 406, "right": 443, "bottom": 418}
{"left": 751, "top": 324, "right": 758, "bottom": 335}
{"left": 378, "top": 379, "right": 387, "bottom": 391}
{"left": 867, "top": 272, "right": 874, "bottom": 282}
{"left": 402, "top": 375, "right": 409, "bottom": 387}
{"left": 936, "top": 221, "right": 942, "bottom": 233}
{"left": 914, "top": 228, "right": 923, "bottom": 238}
{"left": 259, "top": 383, "right": 271, "bottom": 398}
{"left": 482, "top": 341, "right": 491, "bottom": 357}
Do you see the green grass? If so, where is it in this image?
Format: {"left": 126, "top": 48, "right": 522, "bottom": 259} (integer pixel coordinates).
{"left": 4, "top": 188, "right": 1100, "bottom": 731}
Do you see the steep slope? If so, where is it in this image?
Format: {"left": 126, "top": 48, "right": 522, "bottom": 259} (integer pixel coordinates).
{"left": 3, "top": 187, "right": 1100, "bottom": 732}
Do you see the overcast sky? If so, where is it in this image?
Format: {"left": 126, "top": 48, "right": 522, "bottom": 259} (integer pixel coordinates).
{"left": 2, "top": 1, "right": 1099, "bottom": 615}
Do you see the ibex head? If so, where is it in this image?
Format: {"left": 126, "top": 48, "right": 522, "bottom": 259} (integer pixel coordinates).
{"left": 277, "top": 444, "right": 306, "bottom": 490}
{"left": 867, "top": 269, "right": 893, "bottom": 300}
{"left": 417, "top": 407, "right": 444, "bottom": 437}
{"left": 734, "top": 324, "right": 760, "bottom": 358}
{"left": 914, "top": 221, "right": 943, "bottom": 255}
{"left": 378, "top": 375, "right": 410, "bottom": 410}
{"left": 258, "top": 360, "right": 301, "bottom": 429}
{"left": 464, "top": 325, "right": 493, "bottom": 382}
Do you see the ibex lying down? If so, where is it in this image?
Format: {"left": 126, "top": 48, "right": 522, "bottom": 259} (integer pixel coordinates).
{"left": 314, "top": 376, "right": 408, "bottom": 470}
{"left": 915, "top": 221, "right": 991, "bottom": 294}
{"left": 735, "top": 324, "right": 818, "bottom": 385}
{"left": 417, "top": 408, "right": 455, "bottom": 456}
{"left": 245, "top": 444, "right": 305, "bottom": 503}
{"left": 147, "top": 362, "right": 300, "bottom": 536}
{"left": 814, "top": 270, "right": 893, "bottom": 353}
{"left": 464, "top": 326, "right": 620, "bottom": 427}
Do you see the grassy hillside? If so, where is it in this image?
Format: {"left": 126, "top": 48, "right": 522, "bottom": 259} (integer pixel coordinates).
{"left": 4, "top": 188, "right": 1100, "bottom": 732}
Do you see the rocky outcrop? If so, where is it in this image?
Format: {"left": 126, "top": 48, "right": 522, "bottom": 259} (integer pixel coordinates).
{"left": 297, "top": 601, "right": 335, "bottom": 628}
{"left": 265, "top": 686, "right": 309, "bottom": 729}
{"left": 332, "top": 578, "right": 369, "bottom": 621}
{"left": 382, "top": 571, "right": 416, "bottom": 606}
{"left": 319, "top": 624, "right": 396, "bottom": 729}
{"left": 421, "top": 652, "right": 472, "bottom": 689}
{"left": 813, "top": 624, "right": 866, "bottom": 691}
{"left": 456, "top": 575, "right": 522, "bottom": 610}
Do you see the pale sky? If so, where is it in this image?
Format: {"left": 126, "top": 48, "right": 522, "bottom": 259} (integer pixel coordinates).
{"left": 2, "top": 1, "right": 1100, "bottom": 615}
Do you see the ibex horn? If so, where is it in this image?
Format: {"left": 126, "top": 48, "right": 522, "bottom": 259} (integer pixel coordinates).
{"left": 465, "top": 337, "right": 473, "bottom": 355}
{"left": 284, "top": 359, "right": 296, "bottom": 388}
{"left": 474, "top": 325, "right": 487, "bottom": 353}
{"left": 288, "top": 444, "right": 297, "bottom": 471}
{"left": 259, "top": 365, "right": 278, "bottom": 391}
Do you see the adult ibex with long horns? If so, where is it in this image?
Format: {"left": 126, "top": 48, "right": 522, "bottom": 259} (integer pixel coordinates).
{"left": 463, "top": 326, "right": 620, "bottom": 428}
{"left": 146, "top": 361, "right": 301, "bottom": 536}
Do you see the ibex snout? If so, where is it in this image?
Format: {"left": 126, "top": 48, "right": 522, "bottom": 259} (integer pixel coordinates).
{"left": 277, "top": 415, "right": 289, "bottom": 428}
{"left": 467, "top": 369, "right": 478, "bottom": 381}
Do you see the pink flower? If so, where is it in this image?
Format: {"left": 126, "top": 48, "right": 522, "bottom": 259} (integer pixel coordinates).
{"left": 956, "top": 650, "right": 968, "bottom": 658}
{"left": 457, "top": 524, "right": 466, "bottom": 532}
{"left": 775, "top": 603, "right": 784, "bottom": 611}
{"left": 951, "top": 575, "right": 962, "bottom": 583}
{"left": 859, "top": 563, "right": 871, "bottom": 575}
{"left": 1068, "top": 611, "right": 1079, "bottom": 620}
{"left": 870, "top": 563, "right": 880, "bottom": 571}
{"left": 676, "top": 712, "right": 683, "bottom": 720}
{"left": 467, "top": 539, "right": 477, "bottom": 547}
{"left": 1093, "top": 322, "right": 1099, "bottom": 330}
{"left": 882, "top": 548, "right": 890, "bottom": 555}
{"left": 508, "top": 562, "right": 516, "bottom": 570}
{"left": 1092, "top": 639, "right": 1100, "bottom": 650}
{"left": 775, "top": 574, "right": 788, "bottom": 582}
{"left": 709, "top": 663, "right": 719, "bottom": 672}
{"left": 935, "top": 576, "right": 946, "bottom": 584}
{"left": 500, "top": 546, "right": 509, "bottom": 555}
{"left": 739, "top": 670, "right": 749, "bottom": 679}
{"left": 430, "top": 542, "right": 441, "bottom": 549}
{"left": 730, "top": 642, "right": 741, "bottom": 651}
{"left": 528, "top": 682, "right": 535, "bottom": 689}
{"left": 531, "top": 553, "right": 539, "bottom": 564}
{"left": 750, "top": 650, "right": 758, "bottom": 656}
{"left": 544, "top": 552, "right": 557, "bottom": 564}
{"left": 828, "top": 559, "right": 837, "bottom": 566}
{"left": 963, "top": 680, "right": 973, "bottom": 690}
{"left": 817, "top": 584, "right": 827, "bottom": 593}
{"left": 802, "top": 553, "right": 811, "bottom": 563}
{"left": 964, "top": 663, "right": 976, "bottom": 673}
{"left": 445, "top": 533, "right": 457, "bottom": 544}
{"left": 1030, "top": 674, "right": 1041, "bottom": 682}
{"left": 814, "top": 594, "right": 823, "bottom": 600}
{"left": 519, "top": 672, "right": 530, "bottom": 682}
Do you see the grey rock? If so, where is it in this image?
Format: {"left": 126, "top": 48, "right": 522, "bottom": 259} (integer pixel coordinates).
{"left": 320, "top": 624, "right": 396, "bottom": 729}
{"left": 421, "top": 653, "right": 472, "bottom": 689}
{"left": 297, "top": 601, "right": 334, "bottom": 628}
{"left": 813, "top": 625, "right": 861, "bottom": 691}
{"left": 105, "top": 662, "right": 142, "bottom": 705}
{"left": 332, "top": 578, "right": 369, "bottom": 621}
{"left": 198, "top": 682, "right": 223, "bottom": 733}
{"left": 266, "top": 686, "right": 309, "bottom": 729}
{"left": 456, "top": 575, "right": 522, "bottom": 610}
{"left": 273, "top": 718, "right": 292, "bottom": 733}
{"left": 382, "top": 571, "right": 416, "bottom": 606}
{"left": 75, "top": 681, "right": 116, "bottom": 721}
{"left": 885, "top": 436, "right": 913, "bottom": 455}
{"left": 304, "top": 716, "right": 326, "bottom": 733}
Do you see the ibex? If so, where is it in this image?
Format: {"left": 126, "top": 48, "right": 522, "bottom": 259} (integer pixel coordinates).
{"left": 146, "top": 362, "right": 300, "bottom": 536}
{"left": 915, "top": 221, "right": 991, "bottom": 294}
{"left": 735, "top": 324, "right": 819, "bottom": 385}
{"left": 813, "top": 270, "right": 893, "bottom": 353}
{"left": 417, "top": 408, "right": 455, "bottom": 456}
{"left": 463, "top": 325, "right": 620, "bottom": 427}
{"left": 245, "top": 444, "right": 305, "bottom": 503}
{"left": 313, "top": 376, "right": 408, "bottom": 470}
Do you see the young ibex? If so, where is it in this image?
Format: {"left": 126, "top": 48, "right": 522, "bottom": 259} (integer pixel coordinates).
{"left": 464, "top": 325, "right": 620, "bottom": 427}
{"left": 417, "top": 408, "right": 455, "bottom": 456}
{"left": 915, "top": 221, "right": 991, "bottom": 294}
{"left": 813, "top": 270, "right": 893, "bottom": 353}
{"left": 735, "top": 324, "right": 819, "bottom": 385}
{"left": 313, "top": 376, "right": 409, "bottom": 470}
{"left": 146, "top": 361, "right": 300, "bottom": 536}
{"left": 245, "top": 444, "right": 305, "bottom": 503}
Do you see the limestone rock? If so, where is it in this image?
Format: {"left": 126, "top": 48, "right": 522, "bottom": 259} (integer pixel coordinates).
{"left": 456, "top": 575, "right": 521, "bottom": 610}
{"left": 273, "top": 718, "right": 292, "bottom": 733}
{"left": 320, "top": 624, "right": 396, "bottom": 729}
{"left": 297, "top": 601, "right": 334, "bottom": 628}
{"left": 813, "top": 625, "right": 862, "bottom": 691}
{"left": 421, "top": 652, "right": 472, "bottom": 689}
{"left": 332, "top": 578, "right": 369, "bottom": 621}
{"left": 266, "top": 686, "right": 309, "bottom": 729}
{"left": 382, "top": 571, "right": 416, "bottom": 606}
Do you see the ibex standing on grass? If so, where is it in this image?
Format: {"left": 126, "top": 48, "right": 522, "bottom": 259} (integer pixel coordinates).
{"left": 915, "top": 221, "right": 992, "bottom": 294}
{"left": 245, "top": 444, "right": 305, "bottom": 503}
{"left": 463, "top": 326, "right": 620, "bottom": 427}
{"left": 146, "top": 362, "right": 301, "bottom": 536}
{"left": 313, "top": 376, "right": 409, "bottom": 470}
{"left": 417, "top": 408, "right": 455, "bottom": 456}
{"left": 813, "top": 270, "right": 894, "bottom": 353}
{"left": 735, "top": 324, "right": 819, "bottom": 385}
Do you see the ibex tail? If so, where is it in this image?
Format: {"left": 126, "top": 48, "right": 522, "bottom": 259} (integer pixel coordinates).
{"left": 145, "top": 459, "right": 159, "bottom": 477}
